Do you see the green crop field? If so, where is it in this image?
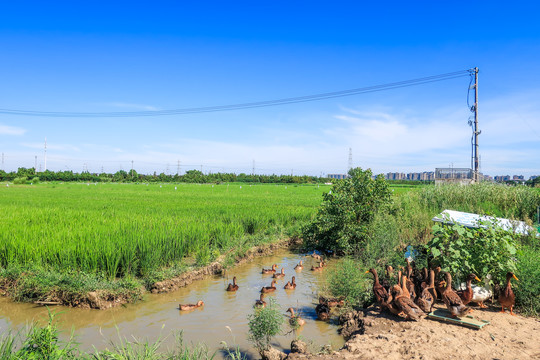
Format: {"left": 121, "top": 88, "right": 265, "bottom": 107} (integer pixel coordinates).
{"left": 0, "top": 182, "right": 330, "bottom": 279}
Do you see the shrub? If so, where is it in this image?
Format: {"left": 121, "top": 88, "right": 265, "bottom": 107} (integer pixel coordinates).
{"left": 302, "top": 168, "right": 392, "bottom": 255}
{"left": 247, "top": 298, "right": 283, "bottom": 354}
{"left": 427, "top": 222, "right": 519, "bottom": 284}
{"left": 514, "top": 245, "right": 540, "bottom": 316}
{"left": 326, "top": 258, "right": 373, "bottom": 308}
{"left": 13, "top": 176, "right": 27, "bottom": 184}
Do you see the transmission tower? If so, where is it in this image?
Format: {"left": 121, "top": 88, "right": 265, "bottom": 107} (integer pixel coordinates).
{"left": 348, "top": 148, "right": 353, "bottom": 171}
{"left": 44, "top": 138, "right": 47, "bottom": 171}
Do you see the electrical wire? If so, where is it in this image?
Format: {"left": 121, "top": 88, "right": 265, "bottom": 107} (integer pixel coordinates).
{"left": 0, "top": 69, "right": 471, "bottom": 118}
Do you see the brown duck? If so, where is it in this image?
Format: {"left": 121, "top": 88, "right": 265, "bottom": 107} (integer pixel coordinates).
{"left": 226, "top": 276, "right": 239, "bottom": 292}
{"left": 390, "top": 285, "right": 424, "bottom": 321}
{"left": 286, "top": 308, "right": 306, "bottom": 326}
{"left": 366, "top": 268, "right": 394, "bottom": 313}
{"left": 441, "top": 272, "right": 470, "bottom": 318}
{"left": 456, "top": 273, "right": 481, "bottom": 305}
{"left": 261, "top": 280, "right": 277, "bottom": 293}
{"left": 273, "top": 268, "right": 285, "bottom": 279}
{"left": 179, "top": 300, "right": 204, "bottom": 311}
{"left": 415, "top": 269, "right": 436, "bottom": 313}
{"left": 262, "top": 264, "right": 277, "bottom": 274}
{"left": 284, "top": 276, "right": 296, "bottom": 289}
{"left": 254, "top": 294, "right": 266, "bottom": 308}
{"left": 499, "top": 272, "right": 519, "bottom": 315}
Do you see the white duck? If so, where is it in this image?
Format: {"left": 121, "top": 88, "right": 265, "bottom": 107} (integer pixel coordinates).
{"left": 459, "top": 276, "right": 492, "bottom": 308}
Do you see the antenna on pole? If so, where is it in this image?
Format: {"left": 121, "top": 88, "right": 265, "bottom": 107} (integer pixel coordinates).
{"left": 44, "top": 138, "right": 47, "bottom": 171}
{"left": 348, "top": 148, "right": 353, "bottom": 171}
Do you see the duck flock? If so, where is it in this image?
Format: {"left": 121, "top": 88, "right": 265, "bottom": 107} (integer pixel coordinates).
{"left": 366, "top": 260, "right": 519, "bottom": 321}
{"left": 177, "top": 254, "right": 519, "bottom": 325}
{"left": 178, "top": 251, "right": 343, "bottom": 327}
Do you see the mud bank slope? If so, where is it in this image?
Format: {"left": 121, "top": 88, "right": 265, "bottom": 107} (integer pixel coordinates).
{"left": 289, "top": 304, "right": 540, "bottom": 360}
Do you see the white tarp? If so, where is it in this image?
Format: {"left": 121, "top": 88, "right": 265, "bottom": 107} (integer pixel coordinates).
{"left": 432, "top": 209, "right": 538, "bottom": 237}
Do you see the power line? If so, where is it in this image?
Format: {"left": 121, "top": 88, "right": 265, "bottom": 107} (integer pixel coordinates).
{"left": 0, "top": 70, "right": 471, "bottom": 118}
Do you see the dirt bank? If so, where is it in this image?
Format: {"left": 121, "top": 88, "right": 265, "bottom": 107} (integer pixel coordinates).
{"left": 150, "top": 238, "right": 295, "bottom": 294}
{"left": 288, "top": 304, "right": 540, "bottom": 360}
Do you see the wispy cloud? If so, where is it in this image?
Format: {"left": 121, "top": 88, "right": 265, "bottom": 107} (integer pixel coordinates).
{"left": 0, "top": 124, "right": 26, "bottom": 136}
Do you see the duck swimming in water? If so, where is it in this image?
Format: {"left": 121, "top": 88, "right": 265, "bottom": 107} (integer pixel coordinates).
{"left": 261, "top": 280, "right": 277, "bottom": 293}
{"left": 262, "top": 264, "right": 277, "bottom": 274}
{"left": 284, "top": 276, "right": 296, "bottom": 289}
{"left": 179, "top": 300, "right": 204, "bottom": 311}
{"left": 226, "top": 276, "right": 239, "bottom": 292}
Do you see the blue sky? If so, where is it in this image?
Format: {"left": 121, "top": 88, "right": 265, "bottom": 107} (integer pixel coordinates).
{"left": 1, "top": 1, "right": 539, "bottom": 177}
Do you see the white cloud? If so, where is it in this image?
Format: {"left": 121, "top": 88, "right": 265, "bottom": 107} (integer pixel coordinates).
{"left": 0, "top": 124, "right": 26, "bottom": 136}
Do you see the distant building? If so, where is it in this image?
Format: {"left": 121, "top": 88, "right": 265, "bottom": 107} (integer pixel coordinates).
{"left": 512, "top": 175, "right": 524, "bottom": 181}
{"left": 435, "top": 168, "right": 473, "bottom": 185}
{"left": 385, "top": 172, "right": 434, "bottom": 181}
{"left": 327, "top": 174, "right": 348, "bottom": 180}
{"left": 494, "top": 175, "right": 511, "bottom": 182}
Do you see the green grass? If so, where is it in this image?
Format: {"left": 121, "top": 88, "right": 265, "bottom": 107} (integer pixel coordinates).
{"left": 0, "top": 182, "right": 328, "bottom": 288}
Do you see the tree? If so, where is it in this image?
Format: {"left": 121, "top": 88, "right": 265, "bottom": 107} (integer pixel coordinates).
{"left": 302, "top": 167, "right": 392, "bottom": 255}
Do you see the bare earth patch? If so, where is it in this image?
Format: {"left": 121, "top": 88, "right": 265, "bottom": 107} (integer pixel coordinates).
{"left": 289, "top": 304, "right": 540, "bottom": 360}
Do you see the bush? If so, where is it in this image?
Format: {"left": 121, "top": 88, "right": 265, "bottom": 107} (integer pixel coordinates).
{"left": 302, "top": 168, "right": 392, "bottom": 255}
{"left": 427, "top": 222, "right": 519, "bottom": 284}
{"left": 247, "top": 298, "right": 283, "bottom": 354}
{"left": 514, "top": 245, "right": 540, "bottom": 316}
{"left": 326, "top": 258, "right": 373, "bottom": 308}
{"left": 13, "top": 176, "right": 27, "bottom": 184}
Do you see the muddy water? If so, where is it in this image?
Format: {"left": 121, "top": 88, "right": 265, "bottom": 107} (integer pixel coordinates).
{"left": 0, "top": 250, "right": 344, "bottom": 358}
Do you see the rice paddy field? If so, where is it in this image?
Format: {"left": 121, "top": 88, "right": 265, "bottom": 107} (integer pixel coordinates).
{"left": 0, "top": 182, "right": 332, "bottom": 280}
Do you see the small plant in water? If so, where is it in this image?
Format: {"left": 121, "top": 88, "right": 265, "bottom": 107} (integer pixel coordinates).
{"left": 247, "top": 297, "right": 283, "bottom": 355}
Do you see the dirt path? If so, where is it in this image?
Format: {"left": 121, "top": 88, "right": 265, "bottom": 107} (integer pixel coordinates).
{"left": 289, "top": 304, "right": 540, "bottom": 360}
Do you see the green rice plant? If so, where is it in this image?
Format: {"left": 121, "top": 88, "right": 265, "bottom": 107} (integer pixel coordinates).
{"left": 0, "top": 183, "right": 327, "bottom": 291}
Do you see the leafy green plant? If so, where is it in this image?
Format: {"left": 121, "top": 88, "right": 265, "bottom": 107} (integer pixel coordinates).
{"left": 514, "top": 245, "right": 540, "bottom": 317}
{"left": 247, "top": 297, "right": 283, "bottom": 354}
{"left": 428, "top": 222, "right": 519, "bottom": 283}
{"left": 326, "top": 258, "right": 373, "bottom": 308}
{"left": 303, "top": 167, "right": 392, "bottom": 255}
{"left": 15, "top": 309, "right": 78, "bottom": 359}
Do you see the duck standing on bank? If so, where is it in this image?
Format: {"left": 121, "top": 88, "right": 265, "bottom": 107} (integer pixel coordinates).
{"left": 441, "top": 272, "right": 471, "bottom": 318}
{"left": 499, "top": 272, "right": 519, "bottom": 315}
{"left": 457, "top": 273, "right": 481, "bottom": 305}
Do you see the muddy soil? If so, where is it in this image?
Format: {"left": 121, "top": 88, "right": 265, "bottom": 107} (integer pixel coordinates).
{"left": 288, "top": 304, "right": 540, "bottom": 360}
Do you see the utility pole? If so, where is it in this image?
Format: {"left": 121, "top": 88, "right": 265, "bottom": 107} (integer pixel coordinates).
{"left": 35, "top": 155, "right": 37, "bottom": 170}
{"left": 471, "top": 67, "right": 480, "bottom": 183}
{"left": 177, "top": 160, "right": 180, "bottom": 175}
{"left": 252, "top": 159, "right": 255, "bottom": 175}
{"left": 131, "top": 160, "right": 134, "bottom": 177}
{"left": 1, "top": 153, "right": 3, "bottom": 171}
